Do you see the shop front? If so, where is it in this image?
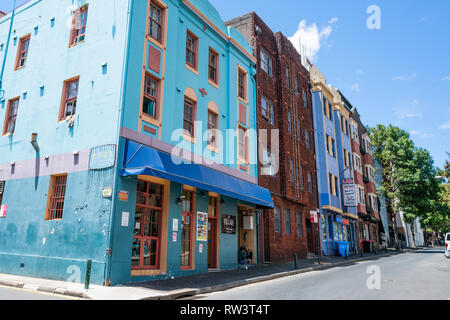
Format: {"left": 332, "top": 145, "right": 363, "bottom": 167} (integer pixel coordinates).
{"left": 319, "top": 209, "right": 350, "bottom": 257}
{"left": 110, "top": 139, "right": 273, "bottom": 284}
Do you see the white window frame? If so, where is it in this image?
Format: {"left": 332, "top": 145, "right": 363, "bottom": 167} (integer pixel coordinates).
{"left": 260, "top": 49, "right": 273, "bottom": 77}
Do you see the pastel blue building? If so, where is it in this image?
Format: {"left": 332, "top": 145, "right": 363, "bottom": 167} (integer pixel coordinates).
{"left": 0, "top": 0, "right": 272, "bottom": 286}
{"left": 310, "top": 66, "right": 358, "bottom": 256}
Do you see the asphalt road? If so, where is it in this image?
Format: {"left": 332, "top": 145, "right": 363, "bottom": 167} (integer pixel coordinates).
{"left": 199, "top": 247, "right": 450, "bottom": 300}
{"left": 0, "top": 285, "right": 78, "bottom": 300}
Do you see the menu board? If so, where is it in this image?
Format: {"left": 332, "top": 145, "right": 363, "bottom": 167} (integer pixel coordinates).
{"left": 222, "top": 214, "right": 236, "bottom": 234}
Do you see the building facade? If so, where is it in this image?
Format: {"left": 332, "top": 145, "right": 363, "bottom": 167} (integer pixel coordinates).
{"left": 0, "top": 0, "right": 272, "bottom": 286}
{"left": 310, "top": 66, "right": 358, "bottom": 256}
{"left": 348, "top": 107, "right": 381, "bottom": 251}
{"left": 225, "top": 12, "right": 320, "bottom": 263}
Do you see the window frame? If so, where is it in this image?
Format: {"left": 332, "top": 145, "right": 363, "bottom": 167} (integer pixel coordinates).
{"left": 284, "top": 208, "right": 291, "bottom": 235}
{"left": 296, "top": 211, "right": 303, "bottom": 237}
{"left": 148, "top": 1, "right": 164, "bottom": 43}
{"left": 260, "top": 48, "right": 273, "bottom": 77}
{"left": 69, "top": 5, "right": 88, "bottom": 47}
{"left": 142, "top": 73, "right": 159, "bottom": 119}
{"left": 185, "top": 30, "right": 198, "bottom": 71}
{"left": 261, "top": 96, "right": 274, "bottom": 125}
{"left": 45, "top": 174, "right": 68, "bottom": 221}
{"left": 59, "top": 76, "right": 80, "bottom": 122}
{"left": 2, "top": 97, "right": 20, "bottom": 136}
{"left": 183, "top": 97, "right": 196, "bottom": 138}
{"left": 274, "top": 206, "right": 281, "bottom": 233}
{"left": 208, "top": 47, "right": 219, "bottom": 86}
{"left": 238, "top": 68, "right": 248, "bottom": 101}
{"left": 238, "top": 125, "right": 248, "bottom": 164}
{"left": 14, "top": 34, "right": 31, "bottom": 70}
{"left": 207, "top": 109, "right": 218, "bottom": 148}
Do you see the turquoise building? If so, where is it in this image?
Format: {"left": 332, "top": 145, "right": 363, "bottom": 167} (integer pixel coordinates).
{"left": 310, "top": 66, "right": 358, "bottom": 256}
{"left": 0, "top": 0, "right": 272, "bottom": 285}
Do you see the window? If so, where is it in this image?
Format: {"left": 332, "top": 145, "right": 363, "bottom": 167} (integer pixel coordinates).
{"left": 3, "top": 98, "right": 19, "bottom": 135}
{"left": 284, "top": 208, "right": 291, "bottom": 235}
{"left": 181, "top": 189, "right": 194, "bottom": 268}
{"left": 288, "top": 111, "right": 292, "bottom": 133}
{"left": 208, "top": 48, "right": 219, "bottom": 85}
{"left": 143, "top": 74, "right": 158, "bottom": 118}
{"left": 238, "top": 126, "right": 248, "bottom": 162}
{"left": 207, "top": 110, "right": 218, "bottom": 148}
{"left": 149, "top": 1, "right": 163, "bottom": 42}
{"left": 290, "top": 159, "right": 294, "bottom": 182}
{"left": 185, "top": 31, "right": 198, "bottom": 70}
{"left": 326, "top": 135, "right": 335, "bottom": 157}
{"left": 0, "top": 181, "right": 5, "bottom": 207}
{"left": 295, "top": 77, "right": 299, "bottom": 95}
{"left": 15, "top": 34, "right": 30, "bottom": 70}
{"left": 238, "top": 69, "right": 247, "bottom": 100}
{"left": 132, "top": 181, "right": 163, "bottom": 270}
{"left": 329, "top": 174, "right": 337, "bottom": 196}
{"left": 351, "top": 123, "right": 359, "bottom": 142}
{"left": 344, "top": 150, "right": 350, "bottom": 168}
{"left": 285, "top": 67, "right": 290, "bottom": 87}
{"left": 69, "top": 5, "right": 88, "bottom": 47}
{"left": 297, "top": 119, "right": 302, "bottom": 140}
{"left": 183, "top": 98, "right": 195, "bottom": 137}
{"left": 299, "top": 166, "right": 304, "bottom": 190}
{"left": 366, "top": 165, "right": 375, "bottom": 182}
{"left": 262, "top": 149, "right": 276, "bottom": 176}
{"left": 59, "top": 77, "right": 79, "bottom": 121}
{"left": 368, "top": 194, "right": 378, "bottom": 211}
{"left": 274, "top": 206, "right": 281, "bottom": 233}
{"left": 296, "top": 212, "right": 303, "bottom": 236}
{"left": 307, "top": 172, "right": 313, "bottom": 193}
{"left": 260, "top": 49, "right": 272, "bottom": 77}
{"left": 357, "top": 186, "right": 366, "bottom": 206}
{"left": 45, "top": 174, "right": 67, "bottom": 220}
{"left": 323, "top": 98, "right": 331, "bottom": 119}
{"left": 305, "top": 129, "right": 310, "bottom": 149}
{"left": 261, "top": 96, "right": 274, "bottom": 125}
{"left": 353, "top": 153, "right": 362, "bottom": 173}
{"left": 302, "top": 89, "right": 308, "bottom": 108}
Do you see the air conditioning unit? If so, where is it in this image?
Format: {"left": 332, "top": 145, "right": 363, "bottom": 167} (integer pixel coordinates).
{"left": 0, "top": 181, "right": 4, "bottom": 195}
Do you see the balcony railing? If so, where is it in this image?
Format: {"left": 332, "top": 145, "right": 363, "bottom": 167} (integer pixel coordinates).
{"left": 360, "top": 145, "right": 367, "bottom": 154}
{"left": 366, "top": 205, "right": 374, "bottom": 214}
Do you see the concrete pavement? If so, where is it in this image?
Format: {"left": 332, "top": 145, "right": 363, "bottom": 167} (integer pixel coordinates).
{"left": 0, "top": 247, "right": 416, "bottom": 300}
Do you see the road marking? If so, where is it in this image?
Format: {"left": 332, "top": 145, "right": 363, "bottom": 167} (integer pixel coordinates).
{"left": 0, "top": 284, "right": 80, "bottom": 300}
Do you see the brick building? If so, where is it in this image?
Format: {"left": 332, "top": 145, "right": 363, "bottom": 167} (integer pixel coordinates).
{"left": 226, "top": 12, "right": 319, "bottom": 263}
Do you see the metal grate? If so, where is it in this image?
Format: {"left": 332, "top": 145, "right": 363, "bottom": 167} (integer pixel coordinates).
{"left": 49, "top": 175, "right": 67, "bottom": 220}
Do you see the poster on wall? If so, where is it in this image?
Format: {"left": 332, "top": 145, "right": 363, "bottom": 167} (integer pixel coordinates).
{"left": 196, "top": 212, "right": 208, "bottom": 241}
{"left": 0, "top": 205, "right": 7, "bottom": 218}
{"left": 342, "top": 179, "right": 357, "bottom": 207}
{"left": 222, "top": 214, "right": 236, "bottom": 234}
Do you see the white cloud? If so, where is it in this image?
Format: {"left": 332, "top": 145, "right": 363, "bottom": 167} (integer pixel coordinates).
{"left": 441, "top": 76, "right": 450, "bottom": 81}
{"left": 288, "top": 19, "right": 336, "bottom": 62}
{"left": 329, "top": 17, "right": 339, "bottom": 24}
{"left": 438, "top": 121, "right": 450, "bottom": 130}
{"left": 420, "top": 133, "right": 434, "bottom": 139}
{"left": 394, "top": 109, "right": 422, "bottom": 120}
{"left": 351, "top": 83, "right": 360, "bottom": 92}
{"left": 409, "top": 130, "right": 420, "bottom": 136}
{"left": 392, "top": 72, "right": 416, "bottom": 81}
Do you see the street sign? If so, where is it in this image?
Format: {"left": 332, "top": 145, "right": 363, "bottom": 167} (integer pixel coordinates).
{"left": 310, "top": 210, "right": 318, "bottom": 223}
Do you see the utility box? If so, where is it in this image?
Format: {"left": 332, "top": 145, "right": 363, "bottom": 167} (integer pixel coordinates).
{"left": 243, "top": 215, "right": 254, "bottom": 230}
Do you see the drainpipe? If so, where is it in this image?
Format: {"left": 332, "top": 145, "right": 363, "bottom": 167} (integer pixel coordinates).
{"left": 103, "top": 0, "right": 134, "bottom": 286}
{"left": 0, "top": 0, "right": 16, "bottom": 93}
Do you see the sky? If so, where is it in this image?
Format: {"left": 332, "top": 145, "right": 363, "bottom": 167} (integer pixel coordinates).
{"left": 2, "top": 0, "right": 449, "bottom": 168}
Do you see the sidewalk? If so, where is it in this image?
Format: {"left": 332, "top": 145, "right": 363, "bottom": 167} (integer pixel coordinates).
{"left": 0, "top": 248, "right": 412, "bottom": 300}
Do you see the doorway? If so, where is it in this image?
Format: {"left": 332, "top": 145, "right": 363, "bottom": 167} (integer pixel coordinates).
{"left": 238, "top": 206, "right": 255, "bottom": 264}
{"left": 207, "top": 195, "right": 218, "bottom": 269}
{"left": 306, "top": 219, "right": 315, "bottom": 253}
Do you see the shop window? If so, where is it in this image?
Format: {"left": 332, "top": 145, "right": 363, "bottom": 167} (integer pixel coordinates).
{"left": 208, "top": 48, "right": 219, "bottom": 85}
{"left": 69, "top": 5, "right": 88, "bottom": 47}
{"left": 14, "top": 34, "right": 30, "bottom": 70}
{"left": 181, "top": 189, "right": 194, "bottom": 269}
{"left": 45, "top": 174, "right": 67, "bottom": 220}
{"left": 132, "top": 180, "right": 163, "bottom": 270}
{"left": 149, "top": 1, "right": 163, "bottom": 42}
{"left": 59, "top": 76, "right": 79, "bottom": 121}
{"left": 2, "top": 98, "right": 19, "bottom": 136}
{"left": 143, "top": 74, "right": 158, "bottom": 119}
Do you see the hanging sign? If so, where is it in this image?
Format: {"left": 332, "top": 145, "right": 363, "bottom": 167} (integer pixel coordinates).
{"left": 310, "top": 210, "right": 318, "bottom": 223}
{"left": 196, "top": 212, "right": 208, "bottom": 241}
{"left": 342, "top": 179, "right": 357, "bottom": 207}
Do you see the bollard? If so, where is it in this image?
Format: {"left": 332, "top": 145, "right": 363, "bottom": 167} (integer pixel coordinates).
{"left": 84, "top": 260, "right": 92, "bottom": 290}
{"left": 345, "top": 249, "right": 348, "bottom": 260}
{"left": 293, "top": 253, "right": 298, "bottom": 269}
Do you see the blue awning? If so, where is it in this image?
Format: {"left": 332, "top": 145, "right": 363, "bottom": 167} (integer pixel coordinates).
{"left": 120, "top": 139, "right": 273, "bottom": 208}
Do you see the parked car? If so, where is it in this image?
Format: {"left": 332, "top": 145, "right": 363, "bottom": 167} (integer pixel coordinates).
{"left": 445, "top": 233, "right": 450, "bottom": 259}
